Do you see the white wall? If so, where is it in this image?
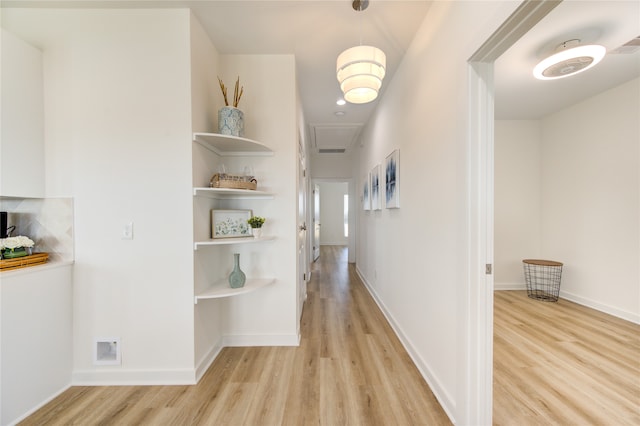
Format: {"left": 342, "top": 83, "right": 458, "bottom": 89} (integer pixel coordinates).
{"left": 189, "top": 12, "right": 227, "bottom": 378}
{"left": 3, "top": 8, "right": 302, "bottom": 391}
{"left": 1, "top": 265, "right": 72, "bottom": 426}
{"left": 217, "top": 54, "right": 299, "bottom": 346}
{"left": 541, "top": 77, "right": 639, "bottom": 322}
{"left": 0, "top": 28, "right": 45, "bottom": 197}
{"left": 311, "top": 151, "right": 356, "bottom": 179}
{"left": 494, "top": 120, "right": 542, "bottom": 287}
{"left": 354, "top": 2, "right": 518, "bottom": 423}
{"left": 3, "top": 8, "right": 197, "bottom": 384}
{"left": 494, "top": 78, "right": 639, "bottom": 323}
{"left": 318, "top": 182, "right": 348, "bottom": 246}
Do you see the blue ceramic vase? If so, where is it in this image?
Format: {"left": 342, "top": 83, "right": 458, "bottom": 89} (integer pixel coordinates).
{"left": 218, "top": 107, "right": 245, "bottom": 137}
{"left": 228, "top": 253, "right": 246, "bottom": 288}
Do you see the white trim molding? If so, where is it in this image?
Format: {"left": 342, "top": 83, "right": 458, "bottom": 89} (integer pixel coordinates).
{"left": 72, "top": 368, "right": 197, "bottom": 386}
{"left": 355, "top": 266, "right": 456, "bottom": 422}
{"left": 494, "top": 282, "right": 526, "bottom": 291}
{"left": 466, "top": 1, "right": 562, "bottom": 424}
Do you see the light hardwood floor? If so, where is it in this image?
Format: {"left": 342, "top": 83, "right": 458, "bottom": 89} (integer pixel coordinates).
{"left": 493, "top": 290, "right": 640, "bottom": 425}
{"left": 20, "top": 246, "right": 450, "bottom": 425}
{"left": 21, "top": 248, "right": 639, "bottom": 425}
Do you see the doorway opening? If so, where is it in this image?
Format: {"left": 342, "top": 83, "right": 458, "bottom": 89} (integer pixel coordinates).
{"left": 467, "top": 1, "right": 561, "bottom": 423}
{"left": 311, "top": 179, "right": 356, "bottom": 264}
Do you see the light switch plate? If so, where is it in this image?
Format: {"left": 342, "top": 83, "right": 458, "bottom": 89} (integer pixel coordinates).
{"left": 122, "top": 222, "right": 133, "bottom": 240}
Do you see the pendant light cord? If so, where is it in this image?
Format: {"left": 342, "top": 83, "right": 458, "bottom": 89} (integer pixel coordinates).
{"left": 359, "top": 10, "right": 363, "bottom": 45}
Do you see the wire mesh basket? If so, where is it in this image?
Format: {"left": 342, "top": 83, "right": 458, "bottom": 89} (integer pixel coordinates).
{"left": 522, "top": 259, "right": 563, "bottom": 302}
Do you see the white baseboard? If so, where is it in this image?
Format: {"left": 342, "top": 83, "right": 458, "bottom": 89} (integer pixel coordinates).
{"left": 354, "top": 266, "right": 456, "bottom": 424}
{"left": 559, "top": 289, "right": 640, "bottom": 324}
{"left": 494, "top": 282, "right": 526, "bottom": 290}
{"left": 495, "top": 284, "right": 639, "bottom": 324}
{"left": 71, "top": 332, "right": 300, "bottom": 387}
{"left": 195, "top": 340, "right": 224, "bottom": 382}
{"left": 9, "top": 383, "right": 71, "bottom": 426}
{"left": 222, "top": 333, "right": 300, "bottom": 347}
{"left": 72, "top": 368, "right": 197, "bottom": 386}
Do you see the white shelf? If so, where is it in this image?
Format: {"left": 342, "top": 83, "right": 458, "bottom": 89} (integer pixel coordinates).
{"left": 193, "top": 187, "right": 274, "bottom": 199}
{"left": 195, "top": 278, "right": 275, "bottom": 303}
{"left": 193, "top": 132, "right": 273, "bottom": 156}
{"left": 194, "top": 236, "right": 276, "bottom": 249}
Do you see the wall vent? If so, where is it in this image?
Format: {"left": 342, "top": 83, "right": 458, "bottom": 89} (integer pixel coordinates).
{"left": 610, "top": 36, "right": 640, "bottom": 54}
{"left": 318, "top": 148, "right": 346, "bottom": 154}
{"left": 93, "top": 337, "right": 121, "bottom": 365}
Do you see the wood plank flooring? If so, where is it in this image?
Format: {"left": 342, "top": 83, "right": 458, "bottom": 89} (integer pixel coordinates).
{"left": 20, "top": 246, "right": 450, "bottom": 425}
{"left": 21, "top": 248, "right": 639, "bottom": 425}
{"left": 493, "top": 290, "right": 640, "bottom": 425}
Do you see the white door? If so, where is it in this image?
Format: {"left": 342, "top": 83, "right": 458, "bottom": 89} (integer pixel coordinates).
{"left": 313, "top": 184, "right": 320, "bottom": 261}
{"left": 297, "top": 140, "right": 308, "bottom": 319}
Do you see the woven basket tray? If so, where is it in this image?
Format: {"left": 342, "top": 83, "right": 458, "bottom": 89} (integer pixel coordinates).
{"left": 210, "top": 173, "right": 257, "bottom": 190}
{"left": 0, "top": 252, "right": 49, "bottom": 271}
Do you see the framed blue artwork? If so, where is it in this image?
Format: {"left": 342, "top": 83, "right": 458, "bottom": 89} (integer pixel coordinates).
{"left": 363, "top": 173, "right": 371, "bottom": 211}
{"left": 371, "top": 164, "right": 382, "bottom": 211}
{"left": 385, "top": 149, "right": 400, "bottom": 209}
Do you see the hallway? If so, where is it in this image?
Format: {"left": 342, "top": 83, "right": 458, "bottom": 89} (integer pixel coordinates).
{"left": 21, "top": 246, "right": 451, "bottom": 425}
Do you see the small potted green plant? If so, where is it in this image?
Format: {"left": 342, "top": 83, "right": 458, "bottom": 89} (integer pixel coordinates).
{"left": 247, "top": 216, "right": 266, "bottom": 239}
{"left": 0, "top": 235, "right": 35, "bottom": 259}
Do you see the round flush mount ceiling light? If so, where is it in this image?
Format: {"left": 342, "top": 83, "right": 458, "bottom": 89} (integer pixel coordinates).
{"left": 533, "top": 40, "right": 606, "bottom": 80}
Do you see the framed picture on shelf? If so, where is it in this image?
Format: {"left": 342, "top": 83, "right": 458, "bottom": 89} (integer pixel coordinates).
{"left": 363, "top": 173, "right": 371, "bottom": 211}
{"left": 385, "top": 149, "right": 400, "bottom": 208}
{"left": 211, "top": 209, "right": 252, "bottom": 239}
{"left": 371, "top": 164, "right": 382, "bottom": 211}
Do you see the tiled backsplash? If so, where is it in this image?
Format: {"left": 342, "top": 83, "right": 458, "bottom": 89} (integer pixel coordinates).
{"left": 0, "top": 197, "right": 74, "bottom": 262}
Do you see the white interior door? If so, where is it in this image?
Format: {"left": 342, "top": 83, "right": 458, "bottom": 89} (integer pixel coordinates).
{"left": 313, "top": 184, "right": 320, "bottom": 261}
{"left": 298, "top": 140, "right": 308, "bottom": 319}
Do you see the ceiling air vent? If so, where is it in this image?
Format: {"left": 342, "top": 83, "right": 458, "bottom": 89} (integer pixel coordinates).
{"left": 318, "top": 148, "right": 346, "bottom": 154}
{"left": 610, "top": 36, "right": 640, "bottom": 54}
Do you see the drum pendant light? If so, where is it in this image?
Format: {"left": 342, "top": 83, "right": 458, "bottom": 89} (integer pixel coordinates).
{"left": 336, "top": 0, "right": 386, "bottom": 104}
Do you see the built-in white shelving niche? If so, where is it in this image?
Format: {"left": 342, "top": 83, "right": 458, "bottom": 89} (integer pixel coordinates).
{"left": 193, "top": 187, "right": 274, "bottom": 200}
{"left": 192, "top": 132, "right": 276, "bottom": 304}
{"left": 194, "top": 278, "right": 275, "bottom": 303}
{"left": 194, "top": 236, "right": 276, "bottom": 250}
{"left": 193, "top": 133, "right": 274, "bottom": 157}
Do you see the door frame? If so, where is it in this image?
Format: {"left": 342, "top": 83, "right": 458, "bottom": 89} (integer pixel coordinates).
{"left": 464, "top": 1, "right": 561, "bottom": 423}
{"left": 311, "top": 178, "right": 356, "bottom": 264}
{"left": 312, "top": 183, "right": 320, "bottom": 261}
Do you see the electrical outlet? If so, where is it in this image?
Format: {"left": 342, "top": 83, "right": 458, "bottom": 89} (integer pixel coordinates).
{"left": 122, "top": 222, "right": 133, "bottom": 240}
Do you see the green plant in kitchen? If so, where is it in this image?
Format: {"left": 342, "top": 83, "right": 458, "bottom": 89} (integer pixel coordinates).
{"left": 0, "top": 235, "right": 35, "bottom": 259}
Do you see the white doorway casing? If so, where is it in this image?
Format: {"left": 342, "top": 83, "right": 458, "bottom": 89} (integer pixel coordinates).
{"left": 313, "top": 184, "right": 320, "bottom": 261}
{"left": 466, "top": 1, "right": 561, "bottom": 423}
{"left": 311, "top": 178, "right": 356, "bottom": 264}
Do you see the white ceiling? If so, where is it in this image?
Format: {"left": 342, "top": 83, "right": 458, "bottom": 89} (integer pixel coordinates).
{"left": 3, "top": 1, "right": 639, "bottom": 151}
{"left": 187, "top": 0, "right": 432, "bottom": 154}
{"left": 495, "top": 0, "right": 640, "bottom": 120}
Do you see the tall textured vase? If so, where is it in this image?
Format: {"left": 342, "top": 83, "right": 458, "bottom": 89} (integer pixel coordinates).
{"left": 218, "top": 106, "right": 245, "bottom": 137}
{"left": 228, "top": 253, "right": 246, "bottom": 288}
